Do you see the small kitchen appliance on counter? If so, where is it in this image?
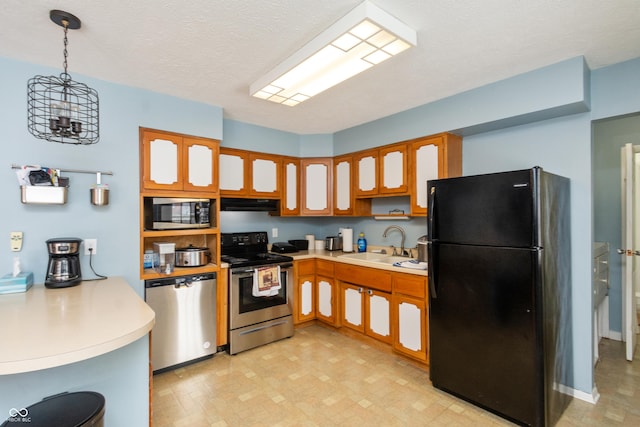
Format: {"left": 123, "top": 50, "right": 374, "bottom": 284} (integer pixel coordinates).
{"left": 271, "top": 241, "right": 299, "bottom": 253}
{"left": 175, "top": 245, "right": 211, "bottom": 267}
{"left": 45, "top": 238, "right": 82, "bottom": 288}
{"left": 325, "top": 235, "right": 342, "bottom": 251}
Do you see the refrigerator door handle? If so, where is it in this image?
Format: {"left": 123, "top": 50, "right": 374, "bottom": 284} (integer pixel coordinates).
{"left": 428, "top": 241, "right": 437, "bottom": 298}
{"left": 428, "top": 186, "right": 435, "bottom": 238}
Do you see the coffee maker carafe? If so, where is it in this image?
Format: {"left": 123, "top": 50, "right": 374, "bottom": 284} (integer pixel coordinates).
{"left": 46, "top": 238, "right": 82, "bottom": 288}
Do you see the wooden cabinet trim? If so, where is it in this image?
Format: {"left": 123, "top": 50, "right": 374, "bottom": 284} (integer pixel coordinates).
{"left": 335, "top": 263, "right": 391, "bottom": 292}
{"left": 300, "top": 157, "right": 333, "bottom": 216}
{"left": 379, "top": 143, "right": 408, "bottom": 194}
{"left": 392, "top": 272, "right": 426, "bottom": 299}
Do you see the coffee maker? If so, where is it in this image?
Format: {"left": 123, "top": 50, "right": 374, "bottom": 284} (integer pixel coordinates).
{"left": 45, "top": 238, "right": 82, "bottom": 288}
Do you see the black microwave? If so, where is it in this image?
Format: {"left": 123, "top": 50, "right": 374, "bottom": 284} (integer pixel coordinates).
{"left": 144, "top": 197, "right": 213, "bottom": 230}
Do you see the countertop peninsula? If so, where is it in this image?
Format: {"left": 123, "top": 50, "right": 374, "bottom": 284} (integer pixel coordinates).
{"left": 0, "top": 276, "right": 155, "bottom": 375}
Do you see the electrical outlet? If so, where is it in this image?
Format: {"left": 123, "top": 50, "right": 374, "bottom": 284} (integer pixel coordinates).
{"left": 10, "top": 231, "right": 23, "bottom": 252}
{"left": 84, "top": 239, "right": 97, "bottom": 255}
{"left": 272, "top": 228, "right": 278, "bottom": 238}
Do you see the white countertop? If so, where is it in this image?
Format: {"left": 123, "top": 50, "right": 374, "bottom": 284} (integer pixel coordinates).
{"left": 0, "top": 277, "right": 155, "bottom": 375}
{"left": 288, "top": 249, "right": 428, "bottom": 276}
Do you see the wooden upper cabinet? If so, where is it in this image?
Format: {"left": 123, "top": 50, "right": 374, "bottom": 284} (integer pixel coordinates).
{"left": 300, "top": 158, "right": 332, "bottom": 216}
{"left": 281, "top": 156, "right": 300, "bottom": 216}
{"left": 409, "top": 133, "right": 462, "bottom": 215}
{"left": 140, "top": 128, "right": 219, "bottom": 193}
{"left": 379, "top": 143, "right": 408, "bottom": 194}
{"left": 219, "top": 147, "right": 249, "bottom": 196}
{"left": 219, "top": 148, "right": 281, "bottom": 198}
{"left": 249, "top": 153, "right": 281, "bottom": 198}
{"left": 333, "top": 154, "right": 353, "bottom": 215}
{"left": 183, "top": 137, "right": 219, "bottom": 193}
{"left": 354, "top": 149, "right": 378, "bottom": 197}
{"left": 354, "top": 143, "right": 408, "bottom": 198}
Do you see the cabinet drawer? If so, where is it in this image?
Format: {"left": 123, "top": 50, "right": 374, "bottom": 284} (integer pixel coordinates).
{"left": 316, "top": 259, "right": 334, "bottom": 277}
{"left": 296, "top": 259, "right": 315, "bottom": 276}
{"left": 335, "top": 263, "right": 391, "bottom": 292}
{"left": 392, "top": 272, "right": 426, "bottom": 299}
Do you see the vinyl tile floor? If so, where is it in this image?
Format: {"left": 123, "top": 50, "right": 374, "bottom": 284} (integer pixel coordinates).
{"left": 152, "top": 324, "right": 640, "bottom": 427}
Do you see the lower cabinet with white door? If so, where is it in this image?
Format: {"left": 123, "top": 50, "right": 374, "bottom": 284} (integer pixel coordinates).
{"left": 336, "top": 263, "right": 392, "bottom": 345}
{"left": 293, "top": 257, "right": 428, "bottom": 364}
{"left": 392, "top": 272, "right": 428, "bottom": 361}
{"left": 293, "top": 259, "right": 338, "bottom": 326}
{"left": 294, "top": 260, "right": 316, "bottom": 324}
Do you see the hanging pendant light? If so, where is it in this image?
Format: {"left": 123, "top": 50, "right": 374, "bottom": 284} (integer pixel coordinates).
{"left": 27, "top": 10, "right": 99, "bottom": 145}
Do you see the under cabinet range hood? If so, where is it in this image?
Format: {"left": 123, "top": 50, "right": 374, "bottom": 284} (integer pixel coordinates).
{"left": 220, "top": 198, "right": 280, "bottom": 212}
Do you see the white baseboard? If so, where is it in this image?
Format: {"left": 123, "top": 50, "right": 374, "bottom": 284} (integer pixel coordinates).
{"left": 606, "top": 330, "right": 623, "bottom": 341}
{"left": 558, "top": 383, "right": 600, "bottom": 404}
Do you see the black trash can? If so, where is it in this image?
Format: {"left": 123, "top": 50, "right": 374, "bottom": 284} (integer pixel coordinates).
{"left": 1, "top": 391, "right": 105, "bottom": 427}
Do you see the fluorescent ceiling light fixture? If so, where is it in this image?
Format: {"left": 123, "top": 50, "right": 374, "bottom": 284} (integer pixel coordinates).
{"left": 250, "top": 1, "right": 416, "bottom": 107}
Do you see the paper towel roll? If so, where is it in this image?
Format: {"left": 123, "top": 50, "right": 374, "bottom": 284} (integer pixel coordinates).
{"left": 305, "top": 234, "right": 315, "bottom": 251}
{"left": 341, "top": 228, "right": 353, "bottom": 252}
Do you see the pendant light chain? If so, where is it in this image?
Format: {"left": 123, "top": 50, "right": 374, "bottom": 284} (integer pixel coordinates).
{"left": 63, "top": 24, "right": 68, "bottom": 73}
{"left": 62, "top": 20, "right": 70, "bottom": 79}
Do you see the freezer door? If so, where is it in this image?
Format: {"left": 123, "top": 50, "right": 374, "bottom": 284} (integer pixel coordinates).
{"left": 428, "top": 243, "right": 543, "bottom": 426}
{"left": 428, "top": 168, "right": 537, "bottom": 247}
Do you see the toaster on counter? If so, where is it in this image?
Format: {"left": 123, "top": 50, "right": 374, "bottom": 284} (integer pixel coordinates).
{"left": 325, "top": 236, "right": 342, "bottom": 251}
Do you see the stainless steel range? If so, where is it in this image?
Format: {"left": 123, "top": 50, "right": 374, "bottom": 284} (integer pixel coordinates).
{"left": 222, "top": 231, "right": 295, "bottom": 355}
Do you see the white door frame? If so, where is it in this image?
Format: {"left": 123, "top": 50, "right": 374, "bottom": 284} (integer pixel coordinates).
{"left": 620, "top": 143, "right": 639, "bottom": 361}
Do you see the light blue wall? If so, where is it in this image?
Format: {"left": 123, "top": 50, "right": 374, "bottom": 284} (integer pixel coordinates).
{"left": 333, "top": 56, "right": 590, "bottom": 154}
{"left": 1, "top": 57, "right": 223, "bottom": 426}
{"left": 591, "top": 57, "right": 640, "bottom": 120}
{"left": 222, "top": 119, "right": 298, "bottom": 154}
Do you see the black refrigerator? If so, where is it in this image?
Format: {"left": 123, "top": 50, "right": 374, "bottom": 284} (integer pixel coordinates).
{"left": 427, "top": 167, "right": 572, "bottom": 427}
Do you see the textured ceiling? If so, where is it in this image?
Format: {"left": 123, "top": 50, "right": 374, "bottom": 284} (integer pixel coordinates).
{"left": 2, "top": 0, "right": 640, "bottom": 134}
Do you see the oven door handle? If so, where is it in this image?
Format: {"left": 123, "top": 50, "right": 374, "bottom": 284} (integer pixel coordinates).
{"left": 232, "top": 269, "right": 256, "bottom": 276}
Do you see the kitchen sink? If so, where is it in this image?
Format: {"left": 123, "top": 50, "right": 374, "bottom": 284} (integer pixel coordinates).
{"left": 338, "top": 252, "right": 420, "bottom": 267}
{"left": 338, "top": 252, "right": 388, "bottom": 261}
{"left": 378, "top": 256, "right": 415, "bottom": 265}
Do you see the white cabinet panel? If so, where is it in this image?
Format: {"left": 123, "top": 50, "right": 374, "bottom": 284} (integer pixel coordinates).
{"left": 318, "top": 280, "right": 332, "bottom": 318}
{"left": 301, "top": 279, "right": 313, "bottom": 317}
{"left": 369, "top": 294, "right": 390, "bottom": 338}
{"left": 285, "top": 162, "right": 298, "bottom": 211}
{"left": 335, "top": 160, "right": 351, "bottom": 211}
{"left": 382, "top": 150, "right": 403, "bottom": 190}
{"left": 187, "top": 144, "right": 213, "bottom": 187}
{"left": 398, "top": 301, "right": 421, "bottom": 351}
{"left": 252, "top": 158, "right": 277, "bottom": 193}
{"left": 220, "top": 153, "right": 245, "bottom": 191}
{"left": 344, "top": 287, "right": 362, "bottom": 327}
{"left": 150, "top": 138, "right": 178, "bottom": 185}
{"left": 305, "top": 163, "right": 328, "bottom": 211}
{"left": 358, "top": 156, "right": 376, "bottom": 192}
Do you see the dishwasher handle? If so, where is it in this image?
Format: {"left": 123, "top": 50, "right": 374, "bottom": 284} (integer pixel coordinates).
{"left": 145, "top": 272, "right": 215, "bottom": 288}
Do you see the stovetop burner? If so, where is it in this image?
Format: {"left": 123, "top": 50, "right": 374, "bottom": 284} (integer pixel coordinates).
{"left": 221, "top": 232, "right": 294, "bottom": 268}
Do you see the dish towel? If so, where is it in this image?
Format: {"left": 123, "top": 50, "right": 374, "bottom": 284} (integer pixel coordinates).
{"left": 253, "top": 265, "right": 281, "bottom": 297}
{"left": 393, "top": 259, "right": 428, "bottom": 270}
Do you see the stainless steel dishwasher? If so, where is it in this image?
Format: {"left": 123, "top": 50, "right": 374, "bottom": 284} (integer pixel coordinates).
{"left": 145, "top": 273, "right": 216, "bottom": 372}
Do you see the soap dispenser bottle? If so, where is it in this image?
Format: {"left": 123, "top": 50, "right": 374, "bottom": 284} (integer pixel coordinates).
{"left": 357, "top": 232, "right": 367, "bottom": 252}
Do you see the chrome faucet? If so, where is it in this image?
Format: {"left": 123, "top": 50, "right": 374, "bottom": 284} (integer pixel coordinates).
{"left": 382, "top": 225, "right": 409, "bottom": 257}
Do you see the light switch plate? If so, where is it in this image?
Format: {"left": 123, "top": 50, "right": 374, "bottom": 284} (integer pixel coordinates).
{"left": 10, "top": 231, "right": 23, "bottom": 252}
